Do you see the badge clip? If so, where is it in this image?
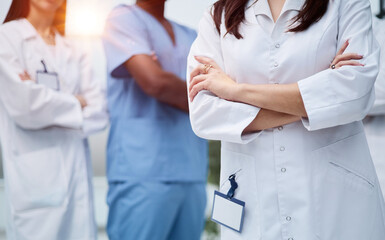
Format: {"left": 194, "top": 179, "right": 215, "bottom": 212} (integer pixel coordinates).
{"left": 226, "top": 174, "right": 238, "bottom": 199}
{"left": 41, "top": 60, "right": 48, "bottom": 73}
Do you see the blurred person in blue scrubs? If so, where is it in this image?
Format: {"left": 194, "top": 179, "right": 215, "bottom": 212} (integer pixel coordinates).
{"left": 102, "top": 1, "right": 208, "bottom": 239}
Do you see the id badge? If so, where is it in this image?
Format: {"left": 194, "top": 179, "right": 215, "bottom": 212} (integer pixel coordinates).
{"left": 211, "top": 190, "right": 245, "bottom": 233}
{"left": 36, "top": 70, "right": 60, "bottom": 91}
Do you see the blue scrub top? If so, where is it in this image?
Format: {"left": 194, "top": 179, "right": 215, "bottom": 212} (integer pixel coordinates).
{"left": 102, "top": 5, "right": 208, "bottom": 182}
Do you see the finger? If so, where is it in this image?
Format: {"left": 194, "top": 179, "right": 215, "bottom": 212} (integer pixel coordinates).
{"left": 190, "top": 65, "right": 206, "bottom": 81}
{"left": 194, "top": 56, "right": 220, "bottom": 70}
{"left": 19, "top": 73, "right": 29, "bottom": 81}
{"left": 336, "top": 39, "right": 350, "bottom": 56}
{"left": 25, "top": 71, "right": 32, "bottom": 80}
{"left": 189, "top": 82, "right": 206, "bottom": 102}
{"left": 333, "top": 53, "right": 363, "bottom": 65}
{"left": 335, "top": 60, "right": 364, "bottom": 69}
{"left": 18, "top": 73, "right": 26, "bottom": 80}
{"left": 150, "top": 51, "right": 158, "bottom": 61}
{"left": 189, "top": 74, "right": 207, "bottom": 92}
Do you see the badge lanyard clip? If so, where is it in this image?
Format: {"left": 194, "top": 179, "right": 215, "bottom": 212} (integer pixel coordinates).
{"left": 226, "top": 174, "right": 238, "bottom": 199}
{"left": 41, "top": 60, "right": 48, "bottom": 73}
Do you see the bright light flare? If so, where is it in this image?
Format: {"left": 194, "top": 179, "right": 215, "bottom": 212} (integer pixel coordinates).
{"left": 66, "top": 5, "right": 105, "bottom": 37}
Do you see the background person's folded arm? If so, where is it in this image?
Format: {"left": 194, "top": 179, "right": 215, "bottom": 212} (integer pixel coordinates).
{"left": 124, "top": 55, "right": 189, "bottom": 112}
{"left": 0, "top": 34, "right": 83, "bottom": 130}
{"left": 102, "top": 8, "right": 188, "bottom": 113}
{"left": 78, "top": 51, "right": 109, "bottom": 137}
{"left": 368, "top": 36, "right": 385, "bottom": 116}
{"left": 370, "top": 66, "right": 385, "bottom": 115}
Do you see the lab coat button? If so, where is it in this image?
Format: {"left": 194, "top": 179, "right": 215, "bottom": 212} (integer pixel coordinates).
{"left": 280, "top": 146, "right": 285, "bottom": 151}
{"left": 288, "top": 238, "right": 294, "bottom": 240}
{"left": 275, "top": 43, "right": 280, "bottom": 48}
{"left": 281, "top": 168, "right": 287, "bottom": 172}
{"left": 278, "top": 126, "right": 283, "bottom": 131}
{"left": 274, "top": 62, "right": 279, "bottom": 67}
{"left": 286, "top": 216, "right": 292, "bottom": 221}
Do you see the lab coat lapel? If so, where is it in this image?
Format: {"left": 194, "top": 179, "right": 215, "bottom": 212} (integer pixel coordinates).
{"left": 251, "top": 0, "right": 305, "bottom": 19}
{"left": 253, "top": 0, "right": 272, "bottom": 19}
{"left": 19, "top": 19, "right": 74, "bottom": 92}
{"left": 23, "top": 19, "right": 57, "bottom": 72}
{"left": 54, "top": 33, "right": 74, "bottom": 92}
{"left": 33, "top": 34, "right": 59, "bottom": 79}
{"left": 19, "top": 19, "right": 58, "bottom": 76}
{"left": 281, "top": 0, "right": 305, "bottom": 13}
{"left": 250, "top": 0, "right": 305, "bottom": 21}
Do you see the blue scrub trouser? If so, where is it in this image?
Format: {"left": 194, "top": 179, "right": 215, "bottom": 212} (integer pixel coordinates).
{"left": 106, "top": 181, "right": 207, "bottom": 240}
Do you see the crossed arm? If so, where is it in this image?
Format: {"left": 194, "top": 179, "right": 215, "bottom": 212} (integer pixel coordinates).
{"left": 124, "top": 54, "right": 189, "bottom": 112}
{"left": 188, "top": 41, "right": 363, "bottom": 133}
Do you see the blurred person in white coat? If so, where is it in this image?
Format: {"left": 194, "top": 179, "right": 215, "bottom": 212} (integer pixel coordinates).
{"left": 188, "top": 0, "right": 385, "bottom": 239}
{"left": 0, "top": 0, "right": 108, "bottom": 239}
{"left": 366, "top": 15, "right": 385, "bottom": 196}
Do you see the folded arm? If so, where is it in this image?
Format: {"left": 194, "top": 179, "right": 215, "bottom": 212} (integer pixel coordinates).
{"left": 124, "top": 54, "right": 189, "bottom": 112}
{"left": 190, "top": 0, "right": 378, "bottom": 132}
{"left": 187, "top": 9, "right": 261, "bottom": 144}
{"left": 0, "top": 33, "right": 83, "bottom": 130}
{"left": 78, "top": 51, "right": 109, "bottom": 136}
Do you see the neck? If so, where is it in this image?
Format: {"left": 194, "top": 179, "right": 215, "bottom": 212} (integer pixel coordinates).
{"left": 26, "top": 7, "right": 55, "bottom": 36}
{"left": 136, "top": 0, "right": 165, "bottom": 20}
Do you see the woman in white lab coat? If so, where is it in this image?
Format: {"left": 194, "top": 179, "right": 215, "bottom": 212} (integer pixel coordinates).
{"left": 366, "top": 16, "right": 385, "bottom": 197}
{"left": 0, "top": 0, "right": 108, "bottom": 239}
{"left": 188, "top": 0, "right": 385, "bottom": 239}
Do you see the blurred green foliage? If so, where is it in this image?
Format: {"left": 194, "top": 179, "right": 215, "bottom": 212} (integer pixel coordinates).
{"left": 204, "top": 219, "right": 220, "bottom": 239}
{"left": 204, "top": 140, "right": 221, "bottom": 237}
{"left": 207, "top": 141, "right": 221, "bottom": 186}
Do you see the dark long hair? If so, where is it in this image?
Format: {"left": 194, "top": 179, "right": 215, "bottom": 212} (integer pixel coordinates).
{"left": 213, "top": 0, "right": 329, "bottom": 39}
{"left": 3, "top": 0, "right": 67, "bottom": 35}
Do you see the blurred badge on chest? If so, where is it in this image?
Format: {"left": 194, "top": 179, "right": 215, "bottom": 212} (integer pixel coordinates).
{"left": 36, "top": 60, "right": 60, "bottom": 91}
{"left": 211, "top": 174, "right": 245, "bottom": 233}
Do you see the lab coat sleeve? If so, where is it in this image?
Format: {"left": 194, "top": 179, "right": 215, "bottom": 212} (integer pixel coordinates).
{"left": 0, "top": 32, "right": 83, "bottom": 130}
{"left": 78, "top": 51, "right": 109, "bottom": 137}
{"left": 297, "top": 0, "right": 379, "bottom": 131}
{"left": 102, "top": 6, "right": 152, "bottom": 78}
{"left": 369, "top": 25, "right": 385, "bottom": 115}
{"left": 187, "top": 9, "right": 261, "bottom": 144}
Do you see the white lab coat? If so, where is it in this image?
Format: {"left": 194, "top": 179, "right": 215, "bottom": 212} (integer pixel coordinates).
{"left": 365, "top": 17, "right": 385, "bottom": 198}
{"left": 0, "top": 19, "right": 108, "bottom": 240}
{"left": 188, "top": 0, "right": 385, "bottom": 239}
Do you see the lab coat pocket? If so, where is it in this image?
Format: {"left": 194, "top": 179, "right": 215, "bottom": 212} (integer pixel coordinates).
{"left": 312, "top": 132, "right": 378, "bottom": 240}
{"left": 219, "top": 148, "right": 261, "bottom": 240}
{"left": 8, "top": 147, "right": 68, "bottom": 213}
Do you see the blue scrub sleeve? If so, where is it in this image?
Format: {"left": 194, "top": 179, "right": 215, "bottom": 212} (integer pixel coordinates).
{"left": 102, "top": 5, "right": 153, "bottom": 78}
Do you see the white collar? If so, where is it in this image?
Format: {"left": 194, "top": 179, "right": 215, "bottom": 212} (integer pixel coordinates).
{"left": 17, "top": 18, "right": 71, "bottom": 47}
{"left": 252, "top": 0, "right": 305, "bottom": 19}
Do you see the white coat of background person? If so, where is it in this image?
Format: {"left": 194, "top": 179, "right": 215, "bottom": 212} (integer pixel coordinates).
{"left": 366, "top": 16, "right": 385, "bottom": 196}
{"left": 0, "top": 0, "right": 108, "bottom": 239}
{"left": 187, "top": 0, "right": 385, "bottom": 239}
